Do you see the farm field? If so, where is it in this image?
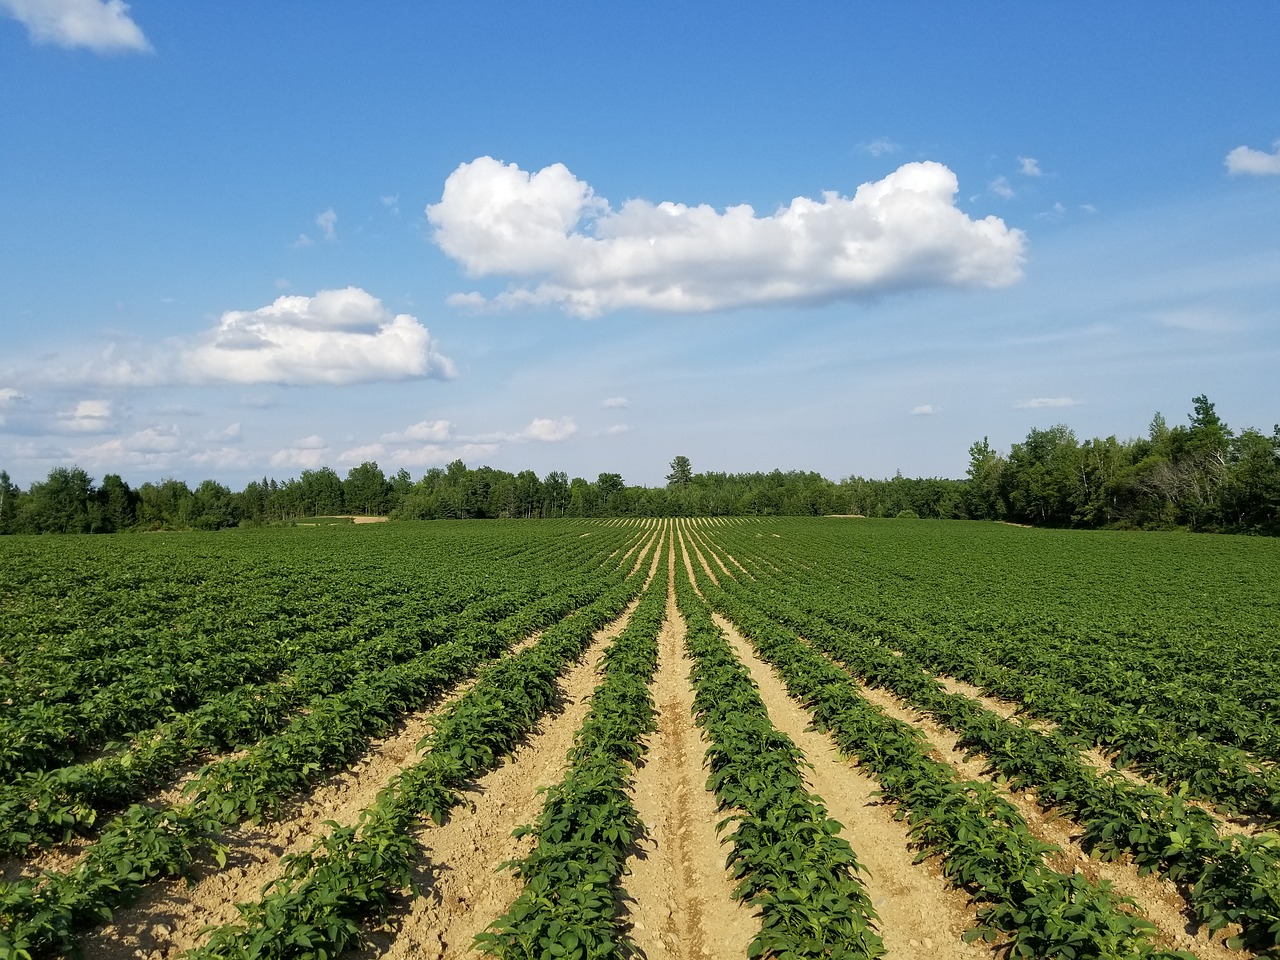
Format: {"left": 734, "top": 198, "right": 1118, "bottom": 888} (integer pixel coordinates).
{"left": 1, "top": 519, "right": 1278, "bottom": 960}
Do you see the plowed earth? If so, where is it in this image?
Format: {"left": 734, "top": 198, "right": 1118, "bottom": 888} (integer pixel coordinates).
{"left": 15, "top": 519, "right": 1267, "bottom": 959}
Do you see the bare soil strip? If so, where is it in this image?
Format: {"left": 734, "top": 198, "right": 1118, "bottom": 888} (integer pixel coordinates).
{"left": 848, "top": 670, "right": 1240, "bottom": 959}
{"left": 351, "top": 529, "right": 665, "bottom": 959}
{"left": 621, "top": 550, "right": 756, "bottom": 960}
{"left": 81, "top": 638, "right": 538, "bottom": 960}
{"left": 711, "top": 612, "right": 996, "bottom": 960}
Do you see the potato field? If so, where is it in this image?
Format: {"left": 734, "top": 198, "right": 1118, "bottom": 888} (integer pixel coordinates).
{"left": 1, "top": 519, "right": 1278, "bottom": 960}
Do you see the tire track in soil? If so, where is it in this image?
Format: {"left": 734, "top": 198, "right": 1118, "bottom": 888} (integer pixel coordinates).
{"left": 845, "top": 669, "right": 1241, "bottom": 960}
{"left": 710, "top": 611, "right": 996, "bottom": 960}
{"left": 347, "top": 527, "right": 666, "bottom": 959}
{"left": 621, "top": 540, "right": 757, "bottom": 960}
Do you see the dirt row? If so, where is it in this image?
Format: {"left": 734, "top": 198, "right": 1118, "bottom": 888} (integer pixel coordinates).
{"left": 32, "top": 522, "right": 1257, "bottom": 959}
{"left": 678, "top": 523, "right": 1252, "bottom": 960}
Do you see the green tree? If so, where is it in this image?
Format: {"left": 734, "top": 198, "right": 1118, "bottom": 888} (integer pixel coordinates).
{"left": 666, "top": 455, "right": 692, "bottom": 488}
{"left": 0, "top": 469, "right": 19, "bottom": 534}
{"left": 344, "top": 461, "right": 389, "bottom": 515}
{"left": 98, "top": 473, "right": 137, "bottom": 531}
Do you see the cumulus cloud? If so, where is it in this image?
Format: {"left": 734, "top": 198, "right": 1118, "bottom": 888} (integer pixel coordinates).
{"left": 516, "top": 417, "right": 576, "bottom": 442}
{"left": 911, "top": 404, "right": 937, "bottom": 416}
{"left": 271, "top": 435, "right": 330, "bottom": 469}
{"left": 1, "top": 0, "right": 150, "bottom": 53}
{"left": 56, "top": 398, "right": 113, "bottom": 433}
{"left": 1016, "top": 397, "right": 1082, "bottom": 409}
{"left": 602, "top": 396, "right": 629, "bottom": 409}
{"left": 428, "top": 157, "right": 1026, "bottom": 318}
{"left": 202, "top": 422, "right": 242, "bottom": 443}
{"left": 382, "top": 418, "right": 452, "bottom": 443}
{"left": 603, "top": 424, "right": 630, "bottom": 436}
{"left": 0, "top": 387, "right": 26, "bottom": 406}
{"left": 66, "top": 287, "right": 454, "bottom": 387}
{"left": 1017, "top": 156, "right": 1042, "bottom": 177}
{"left": 1226, "top": 140, "right": 1280, "bottom": 176}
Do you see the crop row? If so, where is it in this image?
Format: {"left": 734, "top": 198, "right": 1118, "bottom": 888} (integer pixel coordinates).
{"left": 0, "top": 527, "right": 636, "bottom": 780}
{"left": 477, "top": 533, "right": 670, "bottom": 959}
{"left": 704, "top": 523, "right": 1280, "bottom": 824}
{"left": 0, "top": 531, "right": 657, "bottom": 960}
{"left": 690, "top": 529, "right": 1280, "bottom": 952}
{"left": 679, "top": 531, "right": 1194, "bottom": 960}
{"left": 674, "top": 536, "right": 885, "bottom": 959}
{"left": 187, "top": 535, "right": 660, "bottom": 960}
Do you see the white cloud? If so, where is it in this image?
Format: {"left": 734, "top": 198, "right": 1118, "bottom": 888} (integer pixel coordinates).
{"left": 0, "top": 0, "right": 150, "bottom": 53}
{"left": 271, "top": 435, "right": 330, "bottom": 469}
{"left": 602, "top": 396, "right": 629, "bottom": 409}
{"left": 1017, "top": 156, "right": 1042, "bottom": 177}
{"left": 429, "top": 157, "right": 1026, "bottom": 318}
{"left": 382, "top": 418, "right": 452, "bottom": 443}
{"left": 290, "top": 234, "right": 313, "bottom": 249}
{"left": 56, "top": 398, "right": 112, "bottom": 433}
{"left": 337, "top": 442, "right": 386, "bottom": 464}
{"left": 389, "top": 442, "right": 499, "bottom": 468}
{"left": 516, "top": 417, "right": 576, "bottom": 442}
{"left": 0, "top": 388, "right": 27, "bottom": 406}
{"left": 316, "top": 208, "right": 338, "bottom": 240}
{"left": 1226, "top": 140, "right": 1280, "bottom": 176}
{"left": 63, "top": 287, "right": 454, "bottom": 387}
{"left": 863, "top": 138, "right": 900, "bottom": 157}
{"left": 1015, "top": 397, "right": 1082, "bottom": 409}
{"left": 380, "top": 194, "right": 400, "bottom": 215}
{"left": 910, "top": 404, "right": 937, "bottom": 416}
{"left": 989, "top": 176, "right": 1015, "bottom": 199}
{"left": 202, "top": 422, "right": 242, "bottom": 442}
{"left": 603, "top": 424, "right": 630, "bottom": 436}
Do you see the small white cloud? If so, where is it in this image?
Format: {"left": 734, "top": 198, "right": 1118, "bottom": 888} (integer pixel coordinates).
{"left": 202, "top": 422, "right": 241, "bottom": 442}
{"left": 1017, "top": 156, "right": 1042, "bottom": 177}
{"left": 516, "top": 417, "right": 576, "bottom": 442}
{"left": 382, "top": 418, "right": 452, "bottom": 443}
{"left": 1, "top": 0, "right": 151, "bottom": 53}
{"left": 316, "top": 208, "right": 338, "bottom": 240}
{"left": 0, "top": 387, "right": 27, "bottom": 406}
{"left": 290, "top": 234, "right": 313, "bottom": 249}
{"left": 428, "top": 156, "right": 1026, "bottom": 318}
{"left": 863, "top": 138, "right": 900, "bottom": 157}
{"left": 57, "top": 398, "right": 112, "bottom": 433}
{"left": 1015, "top": 397, "right": 1082, "bottom": 409}
{"left": 270, "top": 435, "right": 329, "bottom": 469}
{"left": 274, "top": 278, "right": 292, "bottom": 290}
{"left": 602, "top": 396, "right": 629, "bottom": 409}
{"left": 1226, "top": 140, "right": 1280, "bottom": 176}
{"left": 380, "top": 194, "right": 400, "bottom": 215}
{"left": 56, "top": 287, "right": 455, "bottom": 388}
{"left": 989, "top": 176, "right": 1015, "bottom": 199}
{"left": 910, "top": 404, "right": 937, "bottom": 416}
{"left": 389, "top": 442, "right": 499, "bottom": 468}
{"left": 603, "top": 424, "right": 630, "bottom": 436}
{"left": 338, "top": 442, "right": 386, "bottom": 464}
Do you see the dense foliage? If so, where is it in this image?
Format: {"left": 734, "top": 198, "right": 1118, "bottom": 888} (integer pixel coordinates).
{"left": 2, "top": 396, "right": 1275, "bottom": 534}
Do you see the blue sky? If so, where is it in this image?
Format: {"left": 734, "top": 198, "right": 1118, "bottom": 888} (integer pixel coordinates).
{"left": 2, "top": 2, "right": 1277, "bottom": 489}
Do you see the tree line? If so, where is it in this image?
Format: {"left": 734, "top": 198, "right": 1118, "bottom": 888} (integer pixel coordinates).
{"left": 1, "top": 396, "right": 1275, "bottom": 536}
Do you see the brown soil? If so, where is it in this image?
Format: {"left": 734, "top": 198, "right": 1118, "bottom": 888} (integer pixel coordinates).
{"left": 847, "top": 672, "right": 1239, "bottom": 959}
{"left": 712, "top": 612, "right": 996, "bottom": 960}
{"left": 621, "top": 543, "right": 757, "bottom": 959}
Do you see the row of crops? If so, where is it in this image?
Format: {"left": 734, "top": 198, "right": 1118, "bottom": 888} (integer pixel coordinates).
{"left": 2, "top": 518, "right": 1278, "bottom": 958}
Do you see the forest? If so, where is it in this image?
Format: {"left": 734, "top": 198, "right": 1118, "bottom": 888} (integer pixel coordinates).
{"left": 1, "top": 396, "right": 1276, "bottom": 536}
